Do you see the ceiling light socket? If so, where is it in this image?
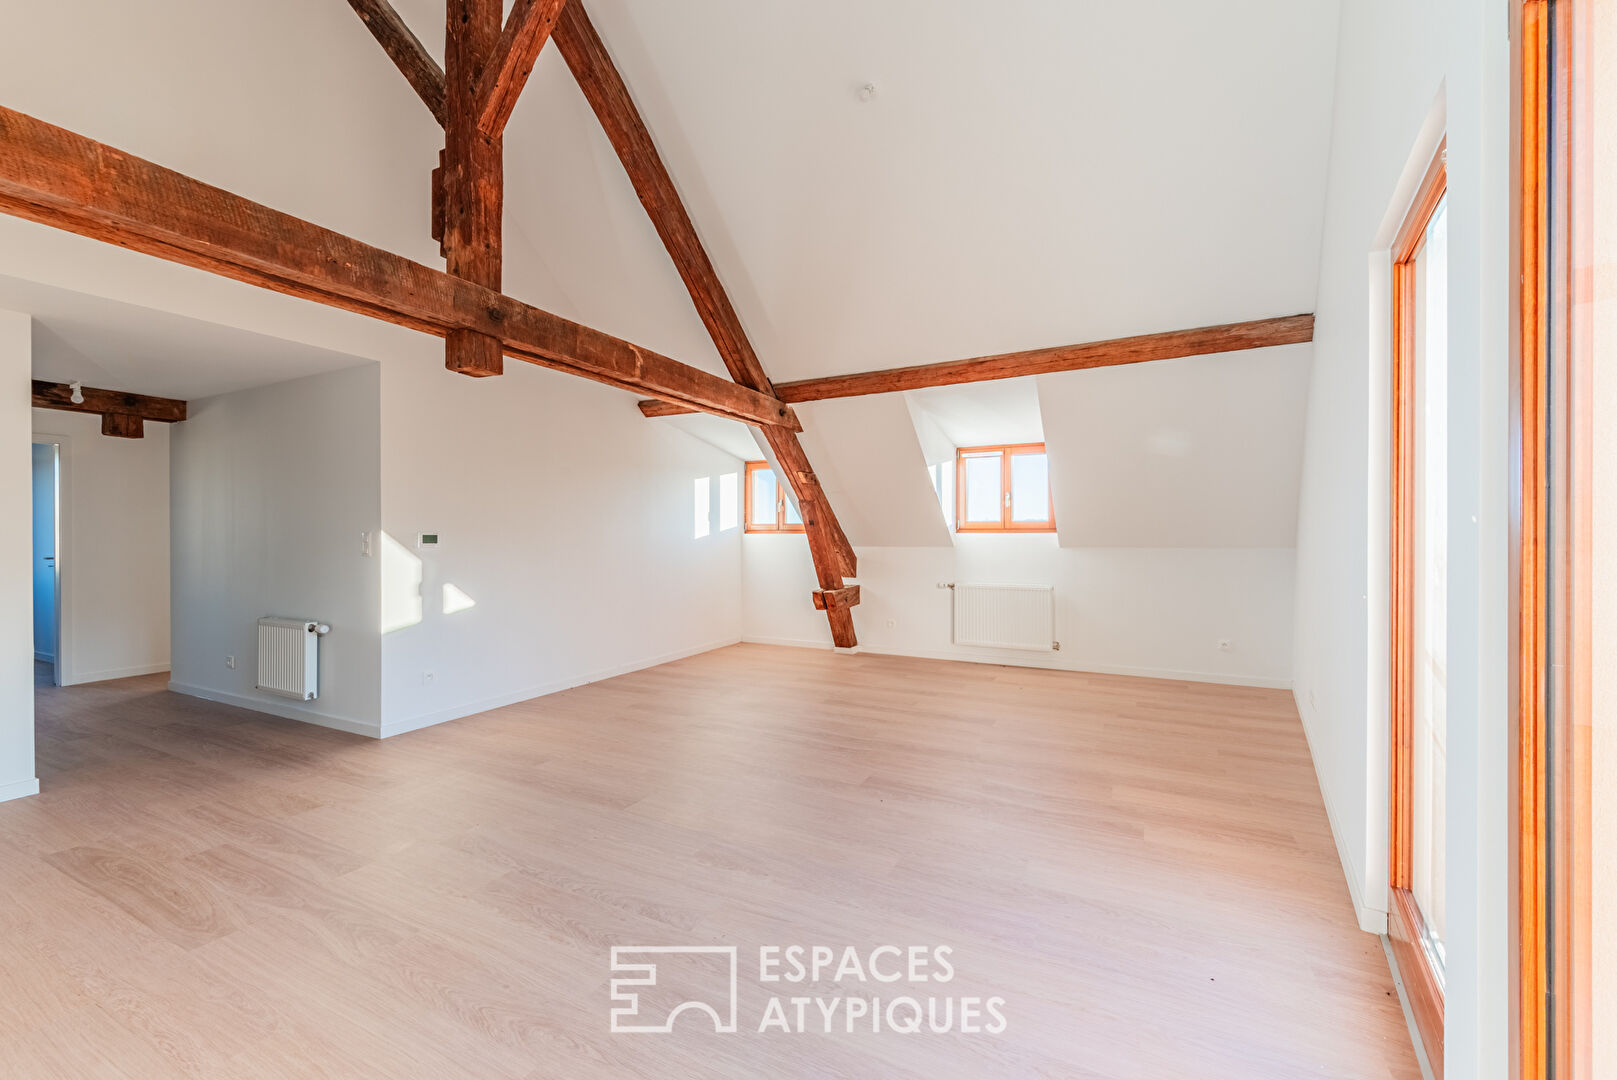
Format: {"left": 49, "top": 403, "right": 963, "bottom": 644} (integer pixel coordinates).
{"left": 69, "top": 380, "right": 84, "bottom": 404}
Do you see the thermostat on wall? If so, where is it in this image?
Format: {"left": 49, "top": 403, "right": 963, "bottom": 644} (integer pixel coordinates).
{"left": 417, "top": 533, "right": 439, "bottom": 549}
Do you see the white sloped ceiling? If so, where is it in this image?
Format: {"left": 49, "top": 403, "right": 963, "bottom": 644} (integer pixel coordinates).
{"left": 1036, "top": 344, "right": 1312, "bottom": 548}
{"left": 794, "top": 396, "right": 953, "bottom": 549}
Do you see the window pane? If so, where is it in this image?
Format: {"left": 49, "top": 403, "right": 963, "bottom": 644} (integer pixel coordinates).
{"left": 693, "top": 477, "right": 710, "bottom": 539}
{"left": 962, "top": 454, "right": 1002, "bottom": 523}
{"left": 719, "top": 472, "right": 738, "bottom": 531}
{"left": 750, "top": 467, "right": 777, "bottom": 528}
{"left": 1411, "top": 197, "right": 1448, "bottom": 970}
{"left": 1010, "top": 452, "right": 1050, "bottom": 523}
{"left": 782, "top": 490, "right": 802, "bottom": 526}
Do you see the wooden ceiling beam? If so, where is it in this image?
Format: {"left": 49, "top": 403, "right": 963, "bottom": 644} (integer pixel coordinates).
{"left": 474, "top": 0, "right": 570, "bottom": 138}
{"left": 440, "top": 0, "right": 507, "bottom": 377}
{"left": 637, "top": 313, "right": 1317, "bottom": 417}
{"left": 343, "top": 0, "right": 448, "bottom": 126}
{"left": 554, "top": 1, "right": 859, "bottom": 644}
{"left": 33, "top": 380, "right": 188, "bottom": 439}
{"left": 0, "top": 106, "right": 796, "bottom": 429}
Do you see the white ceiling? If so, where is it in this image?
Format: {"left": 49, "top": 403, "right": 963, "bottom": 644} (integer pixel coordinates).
{"left": 660, "top": 413, "right": 758, "bottom": 461}
{"left": 502, "top": 0, "right": 1341, "bottom": 381}
{"left": 1, "top": 274, "right": 374, "bottom": 401}
{"left": 797, "top": 396, "right": 953, "bottom": 548}
{"left": 0, "top": 0, "right": 1335, "bottom": 553}
{"left": 393, "top": 0, "right": 1341, "bottom": 383}
{"left": 1037, "top": 344, "right": 1312, "bottom": 548}
{"left": 907, "top": 378, "right": 1045, "bottom": 449}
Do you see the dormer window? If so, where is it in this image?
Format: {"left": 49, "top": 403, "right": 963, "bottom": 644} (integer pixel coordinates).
{"left": 954, "top": 444, "right": 1054, "bottom": 533}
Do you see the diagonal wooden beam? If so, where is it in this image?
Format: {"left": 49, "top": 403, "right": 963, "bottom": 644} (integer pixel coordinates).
{"left": 553, "top": 0, "right": 859, "bottom": 644}
{"left": 0, "top": 105, "right": 796, "bottom": 429}
{"left": 343, "top": 0, "right": 447, "bottom": 126}
{"left": 475, "top": 0, "right": 570, "bottom": 138}
{"left": 638, "top": 314, "right": 1317, "bottom": 416}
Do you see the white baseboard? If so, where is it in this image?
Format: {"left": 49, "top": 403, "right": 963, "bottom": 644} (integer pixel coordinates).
{"left": 34, "top": 651, "right": 54, "bottom": 664}
{"left": 68, "top": 662, "right": 170, "bottom": 685}
{"left": 1296, "top": 687, "right": 1387, "bottom": 934}
{"left": 0, "top": 777, "right": 40, "bottom": 803}
{"left": 739, "top": 635, "right": 861, "bottom": 654}
{"left": 168, "top": 681, "right": 381, "bottom": 739}
{"left": 379, "top": 636, "right": 744, "bottom": 738}
{"left": 742, "top": 637, "right": 1289, "bottom": 689}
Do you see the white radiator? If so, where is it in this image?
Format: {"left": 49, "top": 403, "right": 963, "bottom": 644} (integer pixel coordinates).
{"left": 952, "top": 584, "right": 1056, "bottom": 651}
{"left": 256, "top": 617, "right": 322, "bottom": 700}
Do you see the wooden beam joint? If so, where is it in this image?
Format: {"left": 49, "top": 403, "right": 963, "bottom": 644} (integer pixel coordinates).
{"left": 100, "top": 412, "right": 144, "bottom": 439}
{"left": 812, "top": 586, "right": 861, "bottom": 612}
{"left": 0, "top": 106, "right": 794, "bottom": 427}
{"left": 474, "top": 0, "right": 570, "bottom": 138}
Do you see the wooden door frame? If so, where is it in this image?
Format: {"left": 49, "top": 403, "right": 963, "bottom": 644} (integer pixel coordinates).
{"left": 1388, "top": 137, "right": 1448, "bottom": 1076}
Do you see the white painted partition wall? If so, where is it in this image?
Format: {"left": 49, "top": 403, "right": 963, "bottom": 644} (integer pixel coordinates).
{"left": 0, "top": 311, "right": 37, "bottom": 802}
{"left": 169, "top": 364, "right": 384, "bottom": 735}
{"left": 377, "top": 355, "right": 744, "bottom": 736}
{"left": 1292, "top": 0, "right": 1511, "bottom": 1074}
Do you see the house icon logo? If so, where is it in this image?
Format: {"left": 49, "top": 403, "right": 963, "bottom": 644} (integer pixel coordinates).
{"left": 609, "top": 946, "right": 739, "bottom": 1034}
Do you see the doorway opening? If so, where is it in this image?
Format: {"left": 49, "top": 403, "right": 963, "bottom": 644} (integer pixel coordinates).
{"left": 30, "top": 440, "right": 61, "bottom": 689}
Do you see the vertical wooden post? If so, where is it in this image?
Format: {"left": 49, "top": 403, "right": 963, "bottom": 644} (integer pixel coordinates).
{"left": 442, "top": 0, "right": 505, "bottom": 377}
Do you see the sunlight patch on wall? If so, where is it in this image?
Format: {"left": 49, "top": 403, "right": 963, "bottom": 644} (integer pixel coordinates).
{"left": 442, "top": 583, "right": 477, "bottom": 615}
{"left": 380, "top": 531, "right": 422, "bottom": 633}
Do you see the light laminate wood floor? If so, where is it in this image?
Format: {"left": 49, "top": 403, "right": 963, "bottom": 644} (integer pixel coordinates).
{"left": 2, "top": 647, "right": 1418, "bottom": 1078}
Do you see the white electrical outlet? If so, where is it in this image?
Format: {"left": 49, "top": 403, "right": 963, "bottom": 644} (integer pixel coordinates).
{"left": 423, "top": 671, "right": 435, "bottom": 685}
{"left": 225, "top": 655, "right": 236, "bottom": 670}
{"left": 1217, "top": 639, "right": 1232, "bottom": 652}
{"left": 360, "top": 531, "right": 373, "bottom": 557}
{"left": 885, "top": 619, "right": 896, "bottom": 629}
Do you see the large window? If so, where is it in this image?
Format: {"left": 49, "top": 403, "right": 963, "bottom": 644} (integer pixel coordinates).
{"left": 1389, "top": 139, "right": 1446, "bottom": 1068}
{"left": 954, "top": 444, "right": 1054, "bottom": 533}
{"left": 744, "top": 461, "right": 803, "bottom": 533}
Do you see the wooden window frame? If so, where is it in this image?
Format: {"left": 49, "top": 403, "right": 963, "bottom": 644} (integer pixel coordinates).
{"left": 1388, "top": 137, "right": 1447, "bottom": 1076}
{"left": 743, "top": 460, "right": 804, "bottom": 534}
{"left": 1518, "top": 3, "right": 1592, "bottom": 1077}
{"left": 953, "top": 443, "right": 1055, "bottom": 534}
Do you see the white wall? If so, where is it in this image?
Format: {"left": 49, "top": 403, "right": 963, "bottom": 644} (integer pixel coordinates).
{"left": 30, "top": 443, "right": 55, "bottom": 663}
{"left": 169, "top": 364, "right": 382, "bottom": 734}
{"left": 1293, "top": 0, "right": 1510, "bottom": 1073}
{"left": 31, "top": 410, "right": 171, "bottom": 684}
{"left": 745, "top": 536, "right": 1295, "bottom": 689}
{"left": 0, "top": 312, "right": 38, "bottom": 802}
{"left": 377, "top": 355, "right": 743, "bottom": 735}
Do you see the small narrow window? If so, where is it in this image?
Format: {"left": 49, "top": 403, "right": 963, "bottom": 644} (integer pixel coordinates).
{"left": 954, "top": 444, "right": 1054, "bottom": 533}
{"left": 744, "top": 461, "right": 805, "bottom": 533}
